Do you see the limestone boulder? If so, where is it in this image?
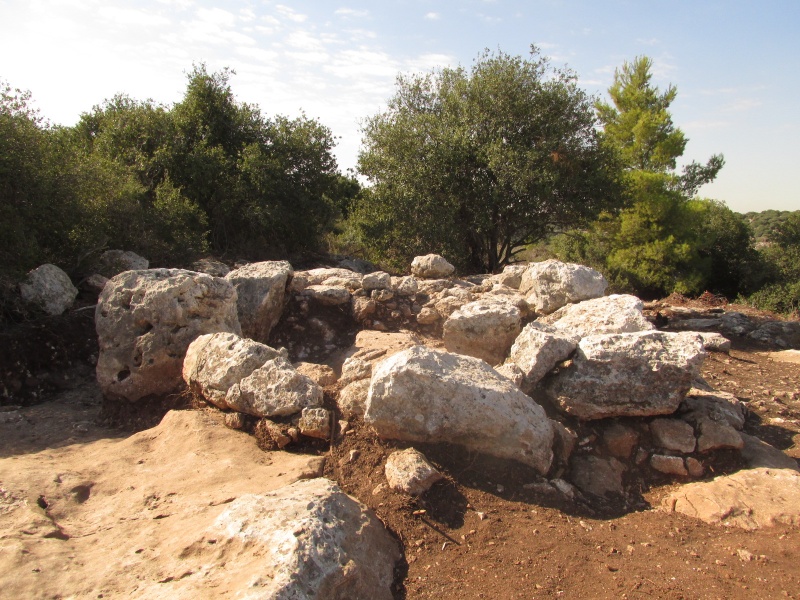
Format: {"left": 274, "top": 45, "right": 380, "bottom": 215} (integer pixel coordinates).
{"left": 338, "top": 378, "right": 370, "bottom": 418}
{"left": 225, "top": 356, "right": 323, "bottom": 417}
{"left": 443, "top": 299, "right": 522, "bottom": 366}
{"left": 363, "top": 271, "right": 392, "bottom": 291}
{"left": 19, "top": 263, "right": 78, "bottom": 315}
{"left": 183, "top": 332, "right": 283, "bottom": 408}
{"left": 95, "top": 249, "right": 148, "bottom": 277}
{"left": 679, "top": 388, "right": 747, "bottom": 430}
{"left": 489, "top": 263, "right": 528, "bottom": 290}
{"left": 191, "top": 257, "right": 230, "bottom": 277}
{"left": 411, "top": 254, "right": 455, "bottom": 279}
{"left": 213, "top": 478, "right": 400, "bottom": 599}
{"left": 519, "top": 259, "right": 607, "bottom": 315}
{"left": 365, "top": 346, "right": 555, "bottom": 474}
{"left": 290, "top": 267, "right": 362, "bottom": 293}
{"left": 392, "top": 275, "right": 419, "bottom": 296}
{"left": 225, "top": 260, "right": 293, "bottom": 343}
{"left": 96, "top": 269, "right": 240, "bottom": 402}
{"left": 385, "top": 448, "right": 443, "bottom": 495}
{"left": 540, "top": 294, "right": 654, "bottom": 338}
{"left": 303, "top": 284, "right": 352, "bottom": 306}
{"left": 740, "top": 434, "right": 799, "bottom": 471}
{"left": 663, "top": 468, "right": 800, "bottom": 529}
{"left": 544, "top": 331, "right": 706, "bottom": 420}
{"left": 507, "top": 323, "right": 578, "bottom": 391}
{"left": 650, "top": 418, "right": 696, "bottom": 453}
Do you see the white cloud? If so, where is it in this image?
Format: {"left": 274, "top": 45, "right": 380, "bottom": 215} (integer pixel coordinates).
{"left": 97, "top": 6, "right": 171, "bottom": 28}
{"left": 335, "top": 7, "right": 369, "bottom": 18}
{"left": 723, "top": 98, "right": 762, "bottom": 112}
{"left": 425, "top": 12, "right": 440, "bottom": 20}
{"left": 275, "top": 4, "right": 308, "bottom": 23}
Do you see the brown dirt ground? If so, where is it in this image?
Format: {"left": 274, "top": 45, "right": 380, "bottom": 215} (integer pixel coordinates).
{"left": 2, "top": 299, "right": 799, "bottom": 599}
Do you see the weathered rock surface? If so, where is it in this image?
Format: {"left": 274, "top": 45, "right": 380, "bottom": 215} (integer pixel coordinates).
{"left": 96, "top": 269, "right": 241, "bottom": 402}
{"left": 443, "top": 299, "right": 522, "bottom": 365}
{"left": 363, "top": 270, "right": 392, "bottom": 291}
{"left": 290, "top": 267, "right": 363, "bottom": 292}
{"left": 740, "top": 433, "right": 799, "bottom": 471}
{"left": 338, "top": 378, "right": 371, "bottom": 418}
{"left": 95, "top": 249, "right": 149, "bottom": 277}
{"left": 213, "top": 478, "right": 400, "bottom": 600}
{"left": 0, "top": 410, "right": 326, "bottom": 599}
{"left": 384, "top": 448, "right": 444, "bottom": 495}
{"left": 663, "top": 468, "right": 800, "bottom": 529}
{"left": 544, "top": 331, "right": 706, "bottom": 420}
{"left": 295, "top": 361, "right": 338, "bottom": 386}
{"left": 697, "top": 332, "right": 731, "bottom": 353}
{"left": 650, "top": 418, "right": 696, "bottom": 453}
{"left": 603, "top": 423, "right": 640, "bottom": 459}
{"left": 519, "top": 259, "right": 607, "bottom": 315}
{"left": 507, "top": 323, "right": 578, "bottom": 391}
{"left": 304, "top": 284, "right": 353, "bottom": 306}
{"left": 225, "top": 356, "right": 323, "bottom": 417}
{"left": 696, "top": 418, "right": 744, "bottom": 453}
{"left": 569, "top": 455, "right": 625, "bottom": 497}
{"left": 650, "top": 454, "right": 689, "bottom": 476}
{"left": 540, "top": 294, "right": 654, "bottom": 338}
{"left": 365, "top": 346, "right": 555, "bottom": 474}
{"left": 299, "top": 407, "right": 332, "bottom": 439}
{"left": 679, "top": 388, "right": 747, "bottom": 430}
{"left": 191, "top": 257, "right": 230, "bottom": 277}
{"left": 225, "top": 260, "right": 293, "bottom": 342}
{"left": 19, "top": 263, "right": 78, "bottom": 315}
{"left": 183, "top": 332, "right": 283, "bottom": 408}
{"left": 411, "top": 254, "right": 455, "bottom": 279}
{"left": 747, "top": 320, "right": 800, "bottom": 349}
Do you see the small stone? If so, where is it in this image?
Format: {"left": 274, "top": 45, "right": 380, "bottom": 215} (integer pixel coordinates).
{"left": 650, "top": 454, "right": 688, "bottom": 477}
{"left": 384, "top": 448, "right": 443, "bottom": 495}
{"left": 224, "top": 412, "right": 247, "bottom": 430}
{"left": 603, "top": 423, "right": 639, "bottom": 459}
{"left": 650, "top": 418, "right": 696, "bottom": 453}
{"left": 298, "top": 407, "right": 331, "bottom": 440}
{"left": 685, "top": 457, "right": 705, "bottom": 478}
{"left": 696, "top": 418, "right": 744, "bottom": 453}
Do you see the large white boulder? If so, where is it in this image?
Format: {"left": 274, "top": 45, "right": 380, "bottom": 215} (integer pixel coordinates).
{"left": 544, "top": 331, "right": 706, "bottom": 420}
{"left": 519, "top": 259, "right": 607, "bottom": 315}
{"left": 507, "top": 323, "right": 578, "bottom": 391}
{"left": 19, "top": 263, "right": 78, "bottom": 315}
{"left": 410, "top": 254, "right": 455, "bottom": 279}
{"left": 365, "top": 346, "right": 555, "bottom": 474}
{"left": 213, "top": 478, "right": 400, "bottom": 599}
{"left": 290, "top": 267, "right": 362, "bottom": 292}
{"left": 226, "top": 356, "right": 323, "bottom": 417}
{"left": 95, "top": 269, "right": 240, "bottom": 402}
{"left": 540, "top": 294, "right": 654, "bottom": 338}
{"left": 443, "top": 298, "right": 522, "bottom": 365}
{"left": 183, "top": 332, "right": 283, "bottom": 408}
{"left": 225, "top": 260, "right": 293, "bottom": 342}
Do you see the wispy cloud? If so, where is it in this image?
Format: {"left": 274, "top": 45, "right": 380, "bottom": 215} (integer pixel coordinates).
{"left": 335, "top": 7, "right": 369, "bottom": 18}
{"left": 425, "top": 12, "right": 440, "bottom": 20}
{"left": 275, "top": 4, "right": 307, "bottom": 23}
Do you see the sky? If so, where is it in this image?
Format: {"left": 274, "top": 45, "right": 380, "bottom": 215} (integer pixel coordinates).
{"left": 1, "top": 0, "right": 798, "bottom": 213}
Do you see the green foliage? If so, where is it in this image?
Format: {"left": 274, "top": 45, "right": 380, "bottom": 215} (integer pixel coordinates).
{"left": 743, "top": 212, "right": 800, "bottom": 315}
{"left": 0, "top": 81, "right": 85, "bottom": 276}
{"left": 741, "top": 209, "right": 800, "bottom": 242}
{"left": 555, "top": 56, "right": 738, "bottom": 299}
{"left": 354, "top": 47, "right": 624, "bottom": 273}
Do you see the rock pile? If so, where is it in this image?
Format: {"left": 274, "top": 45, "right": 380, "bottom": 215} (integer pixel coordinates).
{"left": 86, "top": 252, "right": 799, "bottom": 597}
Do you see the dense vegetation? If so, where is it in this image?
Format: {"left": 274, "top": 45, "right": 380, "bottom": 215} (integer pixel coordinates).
{"left": 1, "top": 52, "right": 797, "bottom": 316}
{"left": 353, "top": 47, "right": 623, "bottom": 273}
{"left": 1, "top": 66, "right": 357, "bottom": 278}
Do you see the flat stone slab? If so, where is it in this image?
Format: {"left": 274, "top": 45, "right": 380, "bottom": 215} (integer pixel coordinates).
{"left": 662, "top": 468, "right": 800, "bottom": 529}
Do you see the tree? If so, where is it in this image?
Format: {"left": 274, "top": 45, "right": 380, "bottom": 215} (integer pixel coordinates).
{"left": 355, "top": 47, "right": 623, "bottom": 273}
{"left": 556, "top": 56, "right": 733, "bottom": 298}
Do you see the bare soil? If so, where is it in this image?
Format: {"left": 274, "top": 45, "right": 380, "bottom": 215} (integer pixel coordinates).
{"left": 1, "top": 299, "right": 799, "bottom": 599}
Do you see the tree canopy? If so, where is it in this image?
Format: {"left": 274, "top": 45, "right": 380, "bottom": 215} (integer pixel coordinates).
{"left": 355, "top": 47, "right": 623, "bottom": 273}
{"left": 553, "top": 56, "right": 748, "bottom": 298}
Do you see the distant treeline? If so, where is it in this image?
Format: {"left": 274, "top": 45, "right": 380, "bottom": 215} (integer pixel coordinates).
{"left": 741, "top": 210, "right": 800, "bottom": 242}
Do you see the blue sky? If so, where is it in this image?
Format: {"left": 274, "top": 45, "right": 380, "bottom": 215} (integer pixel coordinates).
{"left": 1, "top": 0, "right": 798, "bottom": 212}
